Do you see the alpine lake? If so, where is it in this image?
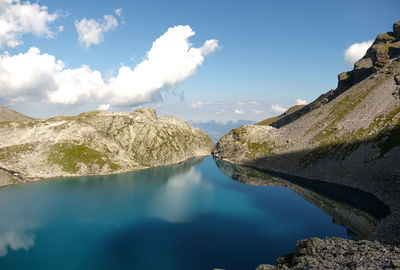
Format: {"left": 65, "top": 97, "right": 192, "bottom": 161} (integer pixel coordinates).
{"left": 0, "top": 156, "right": 389, "bottom": 270}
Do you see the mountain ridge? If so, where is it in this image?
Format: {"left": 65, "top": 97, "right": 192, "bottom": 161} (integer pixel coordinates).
{"left": 0, "top": 108, "right": 214, "bottom": 187}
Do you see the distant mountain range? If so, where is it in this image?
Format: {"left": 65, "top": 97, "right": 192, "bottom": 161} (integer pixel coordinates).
{"left": 189, "top": 120, "right": 256, "bottom": 142}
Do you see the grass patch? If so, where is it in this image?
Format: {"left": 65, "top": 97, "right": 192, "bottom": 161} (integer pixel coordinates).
{"left": 246, "top": 141, "right": 274, "bottom": 159}
{"left": 0, "top": 143, "right": 37, "bottom": 161}
{"left": 48, "top": 143, "right": 120, "bottom": 174}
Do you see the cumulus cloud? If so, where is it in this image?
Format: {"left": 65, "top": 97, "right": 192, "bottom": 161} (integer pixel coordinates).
{"left": 0, "top": 0, "right": 59, "bottom": 48}
{"left": 97, "top": 25, "right": 219, "bottom": 106}
{"left": 75, "top": 10, "right": 121, "bottom": 48}
{"left": 234, "top": 109, "right": 244, "bottom": 114}
{"left": 0, "top": 25, "right": 219, "bottom": 108}
{"left": 0, "top": 47, "right": 61, "bottom": 103}
{"left": 344, "top": 40, "right": 373, "bottom": 67}
{"left": 295, "top": 99, "right": 307, "bottom": 105}
{"left": 253, "top": 109, "right": 263, "bottom": 115}
{"left": 271, "top": 104, "right": 286, "bottom": 113}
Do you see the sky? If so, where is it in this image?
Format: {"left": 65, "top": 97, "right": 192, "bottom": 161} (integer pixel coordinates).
{"left": 0, "top": 0, "right": 399, "bottom": 122}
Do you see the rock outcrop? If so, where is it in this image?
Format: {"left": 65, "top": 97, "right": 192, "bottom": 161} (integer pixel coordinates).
{"left": 257, "top": 237, "right": 400, "bottom": 270}
{"left": 0, "top": 108, "right": 213, "bottom": 186}
{"left": 213, "top": 21, "right": 400, "bottom": 244}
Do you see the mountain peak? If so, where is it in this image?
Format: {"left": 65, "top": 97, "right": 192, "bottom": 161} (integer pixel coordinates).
{"left": 0, "top": 105, "right": 33, "bottom": 122}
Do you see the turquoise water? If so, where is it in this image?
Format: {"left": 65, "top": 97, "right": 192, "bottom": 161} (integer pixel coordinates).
{"left": 0, "top": 157, "right": 388, "bottom": 270}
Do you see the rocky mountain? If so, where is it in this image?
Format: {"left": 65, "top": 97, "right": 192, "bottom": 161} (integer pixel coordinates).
{"left": 213, "top": 21, "right": 400, "bottom": 244}
{"left": 189, "top": 120, "right": 255, "bottom": 141}
{"left": 0, "top": 105, "right": 33, "bottom": 122}
{"left": 0, "top": 108, "right": 213, "bottom": 187}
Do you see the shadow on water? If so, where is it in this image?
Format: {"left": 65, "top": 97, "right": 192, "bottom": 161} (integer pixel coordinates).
{"left": 214, "top": 158, "right": 390, "bottom": 240}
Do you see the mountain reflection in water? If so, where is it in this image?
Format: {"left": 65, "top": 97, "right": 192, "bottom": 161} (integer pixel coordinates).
{"left": 0, "top": 156, "right": 390, "bottom": 270}
{"left": 214, "top": 158, "right": 390, "bottom": 240}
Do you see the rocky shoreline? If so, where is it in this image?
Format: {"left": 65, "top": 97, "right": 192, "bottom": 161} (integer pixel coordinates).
{"left": 257, "top": 237, "right": 400, "bottom": 270}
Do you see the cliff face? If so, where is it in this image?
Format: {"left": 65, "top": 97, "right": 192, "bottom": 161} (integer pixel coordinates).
{"left": 0, "top": 108, "right": 213, "bottom": 186}
{"left": 213, "top": 21, "right": 400, "bottom": 244}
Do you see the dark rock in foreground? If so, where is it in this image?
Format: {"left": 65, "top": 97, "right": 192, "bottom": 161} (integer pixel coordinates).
{"left": 257, "top": 237, "right": 400, "bottom": 270}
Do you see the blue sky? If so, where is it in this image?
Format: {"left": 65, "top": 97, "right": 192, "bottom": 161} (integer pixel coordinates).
{"left": 0, "top": 0, "right": 399, "bottom": 122}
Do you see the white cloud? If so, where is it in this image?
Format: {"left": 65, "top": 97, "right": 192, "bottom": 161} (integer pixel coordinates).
{"left": 234, "top": 109, "right": 244, "bottom": 114}
{"left": 97, "top": 25, "right": 219, "bottom": 106}
{"left": 0, "top": 47, "right": 61, "bottom": 102}
{"left": 0, "top": 47, "right": 103, "bottom": 105}
{"left": 253, "top": 109, "right": 263, "bottom": 115}
{"left": 0, "top": 0, "right": 59, "bottom": 48}
{"left": 47, "top": 65, "right": 104, "bottom": 105}
{"left": 189, "top": 101, "right": 203, "bottom": 108}
{"left": 75, "top": 12, "right": 120, "bottom": 48}
{"left": 344, "top": 40, "right": 373, "bottom": 67}
{"left": 237, "top": 101, "right": 260, "bottom": 106}
{"left": 271, "top": 104, "right": 286, "bottom": 113}
{"left": 0, "top": 25, "right": 219, "bottom": 108}
{"left": 189, "top": 100, "right": 211, "bottom": 108}
{"left": 295, "top": 99, "right": 307, "bottom": 105}
{"left": 97, "top": 104, "right": 110, "bottom": 110}
{"left": 114, "top": 8, "right": 123, "bottom": 17}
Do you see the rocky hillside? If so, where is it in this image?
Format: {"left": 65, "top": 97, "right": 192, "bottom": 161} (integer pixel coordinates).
{"left": 0, "top": 108, "right": 213, "bottom": 186}
{"left": 0, "top": 105, "right": 33, "bottom": 122}
{"left": 213, "top": 21, "right": 400, "bottom": 244}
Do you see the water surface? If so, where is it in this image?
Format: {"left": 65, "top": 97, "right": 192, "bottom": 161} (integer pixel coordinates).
{"left": 0, "top": 157, "right": 388, "bottom": 270}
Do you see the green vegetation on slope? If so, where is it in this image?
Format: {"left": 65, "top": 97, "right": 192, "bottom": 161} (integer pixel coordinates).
{"left": 48, "top": 143, "right": 120, "bottom": 174}
{"left": 0, "top": 143, "right": 37, "bottom": 161}
{"left": 300, "top": 105, "right": 400, "bottom": 167}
